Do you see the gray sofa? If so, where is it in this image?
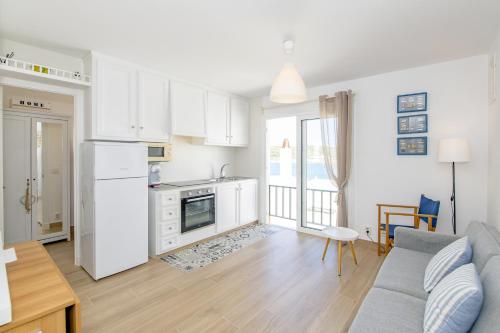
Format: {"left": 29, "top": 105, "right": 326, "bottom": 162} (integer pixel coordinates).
{"left": 349, "top": 221, "right": 500, "bottom": 333}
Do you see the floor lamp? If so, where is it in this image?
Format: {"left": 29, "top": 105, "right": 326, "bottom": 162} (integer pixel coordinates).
{"left": 438, "top": 138, "right": 471, "bottom": 234}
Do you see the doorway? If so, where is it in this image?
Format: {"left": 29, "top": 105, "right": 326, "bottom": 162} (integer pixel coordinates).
{"left": 3, "top": 114, "right": 70, "bottom": 244}
{"left": 267, "top": 116, "right": 297, "bottom": 229}
{"left": 266, "top": 116, "right": 338, "bottom": 232}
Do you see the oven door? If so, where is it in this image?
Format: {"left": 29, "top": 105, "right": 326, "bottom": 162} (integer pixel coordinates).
{"left": 181, "top": 194, "right": 215, "bottom": 233}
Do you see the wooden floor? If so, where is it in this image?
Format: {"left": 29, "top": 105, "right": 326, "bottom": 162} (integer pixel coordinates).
{"left": 44, "top": 227, "right": 385, "bottom": 333}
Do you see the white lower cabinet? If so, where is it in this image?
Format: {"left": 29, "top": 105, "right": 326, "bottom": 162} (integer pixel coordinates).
{"left": 148, "top": 179, "right": 258, "bottom": 256}
{"left": 216, "top": 183, "right": 239, "bottom": 232}
{"left": 148, "top": 189, "right": 181, "bottom": 256}
{"left": 216, "top": 179, "right": 258, "bottom": 233}
{"left": 239, "top": 180, "right": 258, "bottom": 224}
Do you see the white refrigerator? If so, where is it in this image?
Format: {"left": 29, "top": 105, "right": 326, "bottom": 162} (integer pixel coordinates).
{"left": 81, "top": 142, "right": 148, "bottom": 280}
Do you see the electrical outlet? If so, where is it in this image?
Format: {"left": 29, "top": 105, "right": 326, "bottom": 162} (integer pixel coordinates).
{"left": 365, "top": 226, "right": 372, "bottom": 236}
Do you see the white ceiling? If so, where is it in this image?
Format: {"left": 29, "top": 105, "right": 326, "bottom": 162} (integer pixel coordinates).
{"left": 1, "top": 0, "right": 499, "bottom": 97}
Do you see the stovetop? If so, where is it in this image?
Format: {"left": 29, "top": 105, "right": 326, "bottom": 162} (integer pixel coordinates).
{"left": 161, "top": 179, "right": 214, "bottom": 187}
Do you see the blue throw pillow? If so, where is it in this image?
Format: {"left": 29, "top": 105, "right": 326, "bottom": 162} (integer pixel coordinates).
{"left": 424, "top": 263, "right": 483, "bottom": 333}
{"left": 424, "top": 236, "right": 472, "bottom": 292}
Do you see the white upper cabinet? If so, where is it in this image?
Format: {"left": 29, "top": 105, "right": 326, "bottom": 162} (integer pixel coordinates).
{"left": 229, "top": 98, "right": 250, "bottom": 146}
{"left": 170, "top": 81, "right": 206, "bottom": 137}
{"left": 92, "top": 54, "right": 137, "bottom": 140}
{"left": 88, "top": 53, "right": 171, "bottom": 142}
{"left": 138, "top": 70, "right": 170, "bottom": 142}
{"left": 206, "top": 91, "right": 229, "bottom": 145}
{"left": 87, "top": 52, "right": 246, "bottom": 145}
{"left": 201, "top": 96, "right": 250, "bottom": 147}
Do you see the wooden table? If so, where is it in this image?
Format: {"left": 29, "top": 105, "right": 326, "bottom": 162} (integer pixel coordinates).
{"left": 0, "top": 241, "right": 80, "bottom": 333}
{"left": 321, "top": 227, "right": 359, "bottom": 276}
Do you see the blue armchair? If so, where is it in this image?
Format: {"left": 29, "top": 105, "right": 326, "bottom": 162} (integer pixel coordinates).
{"left": 376, "top": 194, "right": 440, "bottom": 256}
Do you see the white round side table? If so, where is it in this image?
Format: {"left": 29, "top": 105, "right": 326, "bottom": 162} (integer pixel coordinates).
{"left": 321, "top": 227, "right": 359, "bottom": 276}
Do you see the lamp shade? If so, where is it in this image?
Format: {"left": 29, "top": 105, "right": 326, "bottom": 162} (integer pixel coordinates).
{"left": 270, "top": 62, "right": 307, "bottom": 104}
{"left": 438, "top": 138, "right": 471, "bottom": 163}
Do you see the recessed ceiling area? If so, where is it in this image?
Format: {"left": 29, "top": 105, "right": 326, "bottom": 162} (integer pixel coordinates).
{"left": 1, "top": 0, "right": 499, "bottom": 97}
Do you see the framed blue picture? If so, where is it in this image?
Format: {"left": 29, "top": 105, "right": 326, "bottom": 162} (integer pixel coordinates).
{"left": 398, "top": 114, "right": 428, "bottom": 134}
{"left": 397, "top": 137, "right": 427, "bottom": 155}
{"left": 397, "top": 92, "right": 427, "bottom": 113}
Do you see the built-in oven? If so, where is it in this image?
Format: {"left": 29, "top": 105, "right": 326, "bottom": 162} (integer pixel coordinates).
{"left": 180, "top": 187, "right": 215, "bottom": 233}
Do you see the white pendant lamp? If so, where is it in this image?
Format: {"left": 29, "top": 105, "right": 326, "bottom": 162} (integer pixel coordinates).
{"left": 270, "top": 40, "right": 307, "bottom": 104}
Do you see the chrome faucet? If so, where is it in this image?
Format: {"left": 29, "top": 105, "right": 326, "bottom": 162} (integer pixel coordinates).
{"left": 219, "top": 163, "right": 230, "bottom": 179}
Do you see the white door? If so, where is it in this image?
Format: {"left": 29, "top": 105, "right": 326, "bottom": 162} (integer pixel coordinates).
{"left": 170, "top": 81, "right": 206, "bottom": 137}
{"left": 30, "top": 118, "right": 69, "bottom": 241}
{"left": 3, "top": 115, "right": 31, "bottom": 244}
{"left": 94, "top": 56, "right": 137, "bottom": 140}
{"left": 230, "top": 98, "right": 250, "bottom": 146}
{"left": 94, "top": 177, "right": 148, "bottom": 279}
{"left": 206, "top": 91, "right": 229, "bottom": 145}
{"left": 239, "top": 180, "right": 258, "bottom": 225}
{"left": 216, "top": 183, "right": 238, "bottom": 232}
{"left": 138, "top": 71, "right": 170, "bottom": 142}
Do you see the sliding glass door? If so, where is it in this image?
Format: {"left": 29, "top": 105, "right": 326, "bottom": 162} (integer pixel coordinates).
{"left": 299, "top": 117, "right": 338, "bottom": 230}
{"left": 266, "top": 115, "right": 337, "bottom": 231}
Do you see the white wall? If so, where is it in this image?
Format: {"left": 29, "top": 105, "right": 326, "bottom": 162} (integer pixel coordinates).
{"left": 159, "top": 136, "right": 237, "bottom": 182}
{"left": 237, "top": 55, "right": 489, "bottom": 237}
{"left": 487, "top": 29, "right": 500, "bottom": 231}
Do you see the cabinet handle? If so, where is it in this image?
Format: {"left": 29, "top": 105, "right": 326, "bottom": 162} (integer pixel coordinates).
{"left": 140, "top": 126, "right": 144, "bottom": 129}
{"left": 131, "top": 125, "right": 136, "bottom": 129}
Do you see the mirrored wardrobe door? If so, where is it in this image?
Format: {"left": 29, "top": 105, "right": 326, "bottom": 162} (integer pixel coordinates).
{"left": 30, "top": 118, "right": 69, "bottom": 241}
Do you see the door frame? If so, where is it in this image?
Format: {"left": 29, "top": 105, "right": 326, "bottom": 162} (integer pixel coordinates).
{"left": 263, "top": 109, "right": 326, "bottom": 237}
{"left": 30, "top": 116, "right": 70, "bottom": 242}
{"left": 0, "top": 77, "right": 85, "bottom": 266}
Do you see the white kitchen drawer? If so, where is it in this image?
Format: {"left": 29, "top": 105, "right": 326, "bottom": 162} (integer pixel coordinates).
{"left": 158, "top": 206, "right": 180, "bottom": 221}
{"left": 158, "top": 221, "right": 178, "bottom": 237}
{"left": 158, "top": 192, "right": 179, "bottom": 207}
{"left": 159, "top": 235, "right": 179, "bottom": 253}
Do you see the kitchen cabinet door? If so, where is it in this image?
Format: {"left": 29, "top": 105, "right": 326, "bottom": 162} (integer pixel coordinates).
{"left": 229, "top": 98, "right": 250, "bottom": 146}
{"left": 170, "top": 81, "right": 206, "bottom": 137}
{"left": 206, "top": 91, "right": 229, "bottom": 145}
{"left": 216, "top": 183, "right": 238, "bottom": 232}
{"left": 93, "top": 55, "right": 137, "bottom": 140}
{"left": 138, "top": 71, "right": 170, "bottom": 142}
{"left": 239, "top": 180, "right": 258, "bottom": 225}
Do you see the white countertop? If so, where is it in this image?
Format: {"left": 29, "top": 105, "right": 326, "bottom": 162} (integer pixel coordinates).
{"left": 149, "top": 177, "right": 257, "bottom": 192}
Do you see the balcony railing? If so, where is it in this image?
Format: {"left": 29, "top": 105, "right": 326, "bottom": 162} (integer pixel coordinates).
{"left": 268, "top": 185, "right": 338, "bottom": 229}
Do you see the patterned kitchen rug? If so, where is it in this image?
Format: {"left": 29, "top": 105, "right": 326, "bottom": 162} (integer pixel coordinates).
{"left": 161, "top": 224, "right": 280, "bottom": 272}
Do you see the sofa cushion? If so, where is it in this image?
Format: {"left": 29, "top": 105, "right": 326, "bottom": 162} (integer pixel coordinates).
{"left": 423, "top": 236, "right": 472, "bottom": 292}
{"left": 470, "top": 256, "right": 500, "bottom": 333}
{"left": 465, "top": 221, "right": 500, "bottom": 272}
{"left": 424, "top": 263, "right": 483, "bottom": 333}
{"left": 374, "top": 247, "right": 433, "bottom": 300}
{"left": 349, "top": 287, "right": 426, "bottom": 333}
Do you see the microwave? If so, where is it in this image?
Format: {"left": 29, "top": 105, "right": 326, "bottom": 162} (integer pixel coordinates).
{"left": 146, "top": 143, "right": 171, "bottom": 162}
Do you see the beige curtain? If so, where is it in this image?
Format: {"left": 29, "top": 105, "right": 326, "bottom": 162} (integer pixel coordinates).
{"left": 319, "top": 90, "right": 353, "bottom": 228}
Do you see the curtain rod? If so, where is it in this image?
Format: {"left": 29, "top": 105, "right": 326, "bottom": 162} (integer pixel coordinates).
{"left": 262, "top": 92, "right": 355, "bottom": 111}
